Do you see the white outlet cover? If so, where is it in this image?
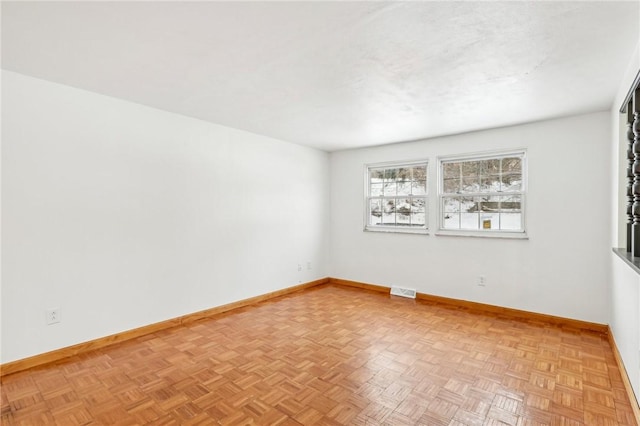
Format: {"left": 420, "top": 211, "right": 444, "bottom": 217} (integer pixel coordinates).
{"left": 46, "top": 308, "right": 61, "bottom": 325}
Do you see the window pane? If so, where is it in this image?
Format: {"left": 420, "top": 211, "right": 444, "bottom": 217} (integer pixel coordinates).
{"left": 381, "top": 169, "right": 395, "bottom": 196}
{"left": 396, "top": 198, "right": 412, "bottom": 215}
{"left": 443, "top": 177, "right": 459, "bottom": 194}
{"left": 460, "top": 213, "right": 479, "bottom": 230}
{"left": 484, "top": 195, "right": 502, "bottom": 203}
{"left": 384, "top": 169, "right": 396, "bottom": 181}
{"left": 396, "top": 167, "right": 411, "bottom": 181}
{"left": 395, "top": 168, "right": 411, "bottom": 196}
{"left": 443, "top": 197, "right": 460, "bottom": 212}
{"left": 460, "top": 197, "right": 478, "bottom": 229}
{"left": 478, "top": 196, "right": 497, "bottom": 213}
{"left": 500, "top": 213, "right": 522, "bottom": 230}
{"left": 369, "top": 199, "right": 382, "bottom": 225}
{"left": 397, "top": 200, "right": 411, "bottom": 226}
{"left": 501, "top": 174, "right": 522, "bottom": 192}
{"left": 411, "top": 166, "right": 427, "bottom": 182}
{"left": 480, "top": 212, "right": 499, "bottom": 230}
{"left": 397, "top": 179, "right": 411, "bottom": 196}
{"left": 461, "top": 175, "right": 479, "bottom": 193}
{"left": 501, "top": 157, "right": 522, "bottom": 192}
{"left": 443, "top": 212, "right": 459, "bottom": 229}
{"left": 408, "top": 166, "right": 427, "bottom": 195}
{"left": 382, "top": 200, "right": 395, "bottom": 225}
{"left": 397, "top": 214, "right": 411, "bottom": 226}
{"left": 502, "top": 157, "right": 521, "bottom": 174}
{"left": 370, "top": 183, "right": 383, "bottom": 197}
{"left": 370, "top": 169, "right": 384, "bottom": 182}
{"left": 411, "top": 211, "right": 426, "bottom": 226}
{"left": 383, "top": 181, "right": 396, "bottom": 196}
{"left": 480, "top": 176, "right": 501, "bottom": 192}
{"left": 461, "top": 161, "right": 480, "bottom": 178}
{"left": 481, "top": 159, "right": 500, "bottom": 177}
{"left": 443, "top": 162, "right": 461, "bottom": 179}
{"left": 495, "top": 195, "right": 522, "bottom": 230}
{"left": 411, "top": 180, "right": 426, "bottom": 195}
{"left": 460, "top": 197, "right": 479, "bottom": 213}
{"left": 506, "top": 201, "right": 522, "bottom": 212}
{"left": 383, "top": 167, "right": 397, "bottom": 196}
{"left": 500, "top": 195, "right": 521, "bottom": 212}
{"left": 411, "top": 198, "right": 426, "bottom": 213}
{"left": 477, "top": 160, "right": 489, "bottom": 178}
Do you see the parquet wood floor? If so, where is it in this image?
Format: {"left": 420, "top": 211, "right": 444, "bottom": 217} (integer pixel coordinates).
{"left": 1, "top": 285, "right": 637, "bottom": 425}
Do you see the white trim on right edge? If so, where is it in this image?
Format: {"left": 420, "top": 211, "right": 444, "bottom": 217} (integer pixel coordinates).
{"left": 608, "top": 327, "right": 640, "bottom": 425}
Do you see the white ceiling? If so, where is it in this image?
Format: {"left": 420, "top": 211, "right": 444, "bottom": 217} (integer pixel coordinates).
{"left": 2, "top": 1, "right": 639, "bottom": 152}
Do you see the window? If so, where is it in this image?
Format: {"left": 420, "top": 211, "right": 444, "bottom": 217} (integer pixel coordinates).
{"left": 365, "top": 160, "right": 428, "bottom": 233}
{"left": 439, "top": 151, "right": 526, "bottom": 235}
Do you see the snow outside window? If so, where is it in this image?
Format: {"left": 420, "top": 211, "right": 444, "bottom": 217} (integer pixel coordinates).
{"left": 439, "top": 151, "right": 526, "bottom": 235}
{"left": 365, "top": 161, "right": 428, "bottom": 234}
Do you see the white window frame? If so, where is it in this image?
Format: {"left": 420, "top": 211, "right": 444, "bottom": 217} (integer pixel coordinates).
{"left": 437, "top": 149, "right": 527, "bottom": 239}
{"left": 364, "top": 159, "right": 429, "bottom": 234}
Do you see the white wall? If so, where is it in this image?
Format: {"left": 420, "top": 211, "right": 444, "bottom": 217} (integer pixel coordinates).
{"left": 610, "top": 38, "right": 640, "bottom": 401}
{"left": 611, "top": 254, "right": 640, "bottom": 398}
{"left": 330, "top": 111, "right": 612, "bottom": 324}
{"left": 1, "top": 71, "right": 330, "bottom": 364}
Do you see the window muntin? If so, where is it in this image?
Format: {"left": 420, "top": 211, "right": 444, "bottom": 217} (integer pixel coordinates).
{"left": 366, "top": 161, "right": 428, "bottom": 233}
{"left": 439, "top": 152, "right": 525, "bottom": 233}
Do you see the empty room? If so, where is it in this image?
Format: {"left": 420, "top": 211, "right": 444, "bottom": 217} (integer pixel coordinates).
{"left": 2, "top": 1, "right": 640, "bottom": 425}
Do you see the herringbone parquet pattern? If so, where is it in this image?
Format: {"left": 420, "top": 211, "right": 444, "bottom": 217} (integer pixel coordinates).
{"left": 1, "top": 285, "right": 636, "bottom": 425}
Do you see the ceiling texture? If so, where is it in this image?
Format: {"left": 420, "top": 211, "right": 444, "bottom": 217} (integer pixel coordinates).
{"left": 2, "top": 1, "right": 639, "bottom": 152}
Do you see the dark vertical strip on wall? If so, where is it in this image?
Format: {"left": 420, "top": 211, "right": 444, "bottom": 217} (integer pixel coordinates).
{"left": 632, "top": 89, "right": 640, "bottom": 256}
{"left": 628, "top": 100, "right": 634, "bottom": 252}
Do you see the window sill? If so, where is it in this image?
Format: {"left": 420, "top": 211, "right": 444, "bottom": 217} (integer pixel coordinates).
{"left": 364, "top": 226, "right": 429, "bottom": 235}
{"left": 435, "top": 230, "right": 528, "bottom": 239}
{"left": 612, "top": 248, "right": 640, "bottom": 275}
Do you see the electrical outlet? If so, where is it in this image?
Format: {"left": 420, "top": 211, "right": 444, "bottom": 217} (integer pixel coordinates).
{"left": 307, "top": 261, "right": 312, "bottom": 270}
{"left": 46, "top": 308, "right": 60, "bottom": 325}
{"left": 297, "top": 264, "right": 302, "bottom": 272}
{"left": 477, "top": 276, "right": 486, "bottom": 287}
